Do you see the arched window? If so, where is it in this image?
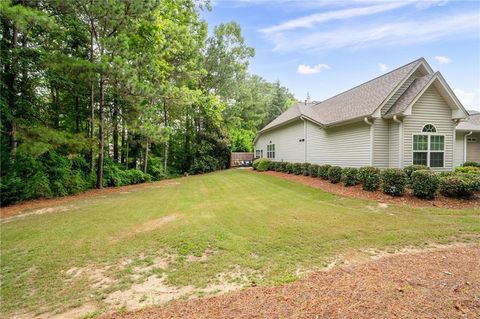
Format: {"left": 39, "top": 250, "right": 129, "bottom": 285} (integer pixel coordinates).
{"left": 422, "top": 124, "right": 436, "bottom": 133}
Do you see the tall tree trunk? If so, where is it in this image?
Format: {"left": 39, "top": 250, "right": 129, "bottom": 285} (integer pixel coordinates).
{"left": 96, "top": 77, "right": 104, "bottom": 189}
{"left": 51, "top": 87, "right": 60, "bottom": 128}
{"left": 88, "top": 15, "right": 95, "bottom": 171}
{"left": 121, "top": 120, "right": 126, "bottom": 164}
{"left": 6, "top": 23, "right": 18, "bottom": 157}
{"left": 112, "top": 97, "right": 119, "bottom": 162}
{"left": 125, "top": 135, "right": 129, "bottom": 169}
{"left": 75, "top": 95, "right": 80, "bottom": 133}
{"left": 143, "top": 138, "right": 149, "bottom": 174}
{"left": 163, "top": 102, "right": 168, "bottom": 174}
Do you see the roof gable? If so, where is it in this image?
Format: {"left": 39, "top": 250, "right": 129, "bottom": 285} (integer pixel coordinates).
{"left": 311, "top": 58, "right": 428, "bottom": 125}
{"left": 384, "top": 72, "right": 469, "bottom": 119}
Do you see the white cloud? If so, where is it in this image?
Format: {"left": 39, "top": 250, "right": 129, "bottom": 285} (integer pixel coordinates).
{"left": 453, "top": 88, "right": 476, "bottom": 109}
{"left": 261, "top": 2, "right": 409, "bottom": 34}
{"left": 297, "top": 63, "right": 331, "bottom": 74}
{"left": 266, "top": 12, "right": 480, "bottom": 52}
{"left": 378, "top": 63, "right": 389, "bottom": 72}
{"left": 434, "top": 55, "right": 452, "bottom": 64}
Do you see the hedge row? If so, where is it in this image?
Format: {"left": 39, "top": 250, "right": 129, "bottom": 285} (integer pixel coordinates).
{"left": 252, "top": 159, "right": 479, "bottom": 199}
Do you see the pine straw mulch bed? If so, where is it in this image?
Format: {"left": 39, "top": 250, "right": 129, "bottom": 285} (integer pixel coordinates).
{"left": 102, "top": 245, "right": 480, "bottom": 319}
{"left": 0, "top": 179, "right": 182, "bottom": 219}
{"left": 258, "top": 170, "right": 480, "bottom": 209}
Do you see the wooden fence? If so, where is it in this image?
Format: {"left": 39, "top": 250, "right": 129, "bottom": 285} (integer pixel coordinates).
{"left": 230, "top": 152, "right": 254, "bottom": 167}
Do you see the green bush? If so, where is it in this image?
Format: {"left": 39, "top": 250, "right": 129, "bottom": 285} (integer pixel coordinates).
{"left": 411, "top": 170, "right": 440, "bottom": 199}
{"left": 358, "top": 167, "right": 380, "bottom": 191}
{"left": 148, "top": 156, "right": 166, "bottom": 180}
{"left": 252, "top": 158, "right": 271, "bottom": 172}
{"left": 459, "top": 173, "right": 480, "bottom": 192}
{"left": 455, "top": 166, "right": 480, "bottom": 175}
{"left": 440, "top": 174, "right": 477, "bottom": 198}
{"left": 272, "top": 162, "right": 279, "bottom": 172}
{"left": 308, "top": 164, "right": 319, "bottom": 177}
{"left": 301, "top": 163, "right": 311, "bottom": 176}
{"left": 103, "top": 158, "right": 127, "bottom": 187}
{"left": 279, "top": 162, "right": 289, "bottom": 172}
{"left": 380, "top": 168, "right": 407, "bottom": 196}
{"left": 318, "top": 164, "right": 331, "bottom": 180}
{"left": 342, "top": 167, "right": 359, "bottom": 186}
{"left": 463, "top": 161, "right": 480, "bottom": 167}
{"left": 327, "top": 166, "right": 342, "bottom": 184}
{"left": 124, "top": 169, "right": 151, "bottom": 184}
{"left": 404, "top": 165, "right": 430, "bottom": 182}
{"left": 286, "top": 163, "right": 294, "bottom": 174}
{"left": 292, "top": 163, "right": 302, "bottom": 175}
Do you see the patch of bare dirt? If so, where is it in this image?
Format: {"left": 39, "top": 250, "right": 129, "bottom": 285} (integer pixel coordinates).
{"left": 110, "top": 215, "right": 180, "bottom": 243}
{"left": 0, "top": 179, "right": 183, "bottom": 219}
{"left": 1, "top": 205, "right": 76, "bottom": 223}
{"left": 101, "top": 245, "right": 480, "bottom": 319}
{"left": 11, "top": 303, "right": 98, "bottom": 319}
{"left": 260, "top": 171, "right": 480, "bottom": 209}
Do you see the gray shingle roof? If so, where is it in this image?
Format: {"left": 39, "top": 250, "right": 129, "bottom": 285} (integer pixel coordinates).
{"left": 258, "top": 58, "right": 424, "bottom": 132}
{"left": 311, "top": 59, "right": 422, "bottom": 125}
{"left": 260, "top": 102, "right": 317, "bottom": 132}
{"left": 457, "top": 113, "right": 480, "bottom": 132}
{"left": 384, "top": 73, "right": 436, "bottom": 117}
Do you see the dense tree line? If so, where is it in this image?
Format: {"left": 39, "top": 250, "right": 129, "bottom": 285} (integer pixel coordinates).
{"left": 0, "top": 0, "right": 294, "bottom": 205}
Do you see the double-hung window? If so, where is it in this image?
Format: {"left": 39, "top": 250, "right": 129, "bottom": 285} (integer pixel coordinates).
{"left": 255, "top": 149, "right": 263, "bottom": 158}
{"left": 412, "top": 124, "right": 444, "bottom": 167}
{"left": 267, "top": 144, "right": 275, "bottom": 159}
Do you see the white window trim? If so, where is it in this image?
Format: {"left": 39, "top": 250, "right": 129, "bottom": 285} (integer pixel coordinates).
{"left": 412, "top": 133, "right": 445, "bottom": 168}
{"left": 267, "top": 143, "right": 275, "bottom": 159}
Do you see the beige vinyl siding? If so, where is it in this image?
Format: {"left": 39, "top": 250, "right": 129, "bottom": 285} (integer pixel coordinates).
{"left": 389, "top": 121, "right": 400, "bottom": 167}
{"left": 454, "top": 131, "right": 465, "bottom": 167}
{"left": 373, "top": 118, "right": 389, "bottom": 168}
{"left": 466, "top": 133, "right": 480, "bottom": 162}
{"left": 306, "top": 121, "right": 371, "bottom": 167}
{"left": 254, "top": 120, "right": 305, "bottom": 163}
{"left": 402, "top": 86, "right": 455, "bottom": 171}
{"left": 381, "top": 70, "right": 423, "bottom": 115}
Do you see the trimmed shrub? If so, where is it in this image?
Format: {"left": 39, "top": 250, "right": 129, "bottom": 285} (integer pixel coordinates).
{"left": 286, "top": 163, "right": 294, "bottom": 174}
{"left": 455, "top": 166, "right": 480, "bottom": 175}
{"left": 252, "top": 158, "right": 271, "bottom": 171}
{"left": 404, "top": 165, "right": 430, "bottom": 182}
{"left": 279, "top": 162, "right": 289, "bottom": 172}
{"left": 301, "top": 163, "right": 311, "bottom": 176}
{"left": 318, "top": 164, "right": 332, "bottom": 180}
{"left": 380, "top": 168, "right": 407, "bottom": 196}
{"left": 463, "top": 161, "right": 480, "bottom": 167}
{"left": 328, "top": 166, "right": 342, "bottom": 184}
{"left": 309, "top": 164, "right": 320, "bottom": 177}
{"left": 411, "top": 170, "right": 440, "bottom": 199}
{"left": 292, "top": 163, "right": 302, "bottom": 175}
{"left": 274, "top": 162, "right": 282, "bottom": 172}
{"left": 460, "top": 173, "right": 480, "bottom": 192}
{"left": 342, "top": 167, "right": 359, "bottom": 186}
{"left": 358, "top": 167, "right": 380, "bottom": 191}
{"left": 440, "top": 174, "right": 477, "bottom": 198}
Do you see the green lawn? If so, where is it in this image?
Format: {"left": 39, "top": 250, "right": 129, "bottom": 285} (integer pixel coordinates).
{"left": 1, "top": 169, "right": 479, "bottom": 317}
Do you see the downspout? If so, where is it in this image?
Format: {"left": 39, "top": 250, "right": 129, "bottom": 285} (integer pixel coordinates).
{"left": 364, "top": 117, "right": 374, "bottom": 166}
{"left": 302, "top": 117, "right": 307, "bottom": 163}
{"left": 464, "top": 131, "right": 473, "bottom": 163}
{"left": 393, "top": 115, "right": 403, "bottom": 168}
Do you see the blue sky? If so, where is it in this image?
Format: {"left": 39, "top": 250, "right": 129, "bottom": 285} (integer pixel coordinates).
{"left": 202, "top": 0, "right": 480, "bottom": 111}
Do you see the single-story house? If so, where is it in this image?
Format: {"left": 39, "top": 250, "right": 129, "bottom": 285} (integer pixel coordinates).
{"left": 254, "top": 58, "right": 480, "bottom": 171}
